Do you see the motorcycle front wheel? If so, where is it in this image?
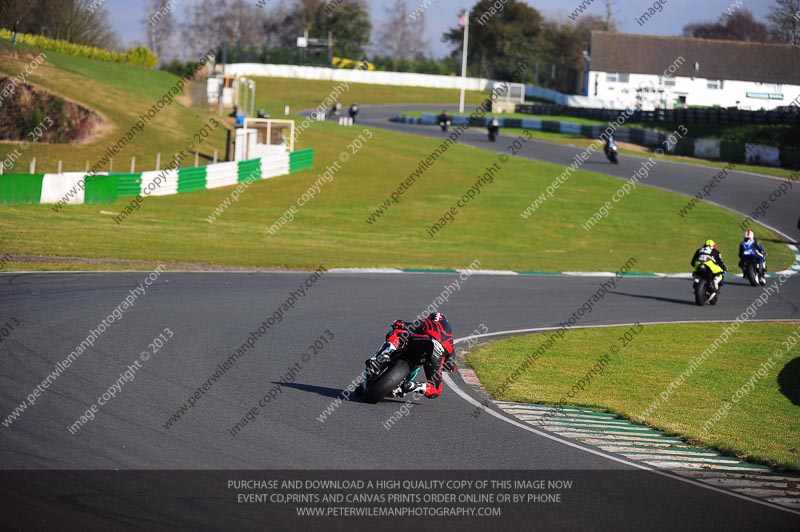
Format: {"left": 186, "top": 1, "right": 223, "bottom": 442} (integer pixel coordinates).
{"left": 744, "top": 264, "right": 758, "bottom": 286}
{"left": 364, "top": 359, "right": 410, "bottom": 404}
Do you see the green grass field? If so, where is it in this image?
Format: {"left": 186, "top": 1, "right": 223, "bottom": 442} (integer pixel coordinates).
{"left": 246, "top": 77, "right": 488, "bottom": 123}
{"left": 1, "top": 119, "right": 793, "bottom": 272}
{"left": 467, "top": 322, "right": 800, "bottom": 471}
{"left": 0, "top": 44, "right": 228, "bottom": 173}
{"left": 0, "top": 47, "right": 794, "bottom": 272}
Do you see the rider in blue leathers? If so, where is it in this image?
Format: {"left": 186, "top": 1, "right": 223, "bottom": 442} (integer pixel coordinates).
{"left": 738, "top": 230, "right": 766, "bottom": 285}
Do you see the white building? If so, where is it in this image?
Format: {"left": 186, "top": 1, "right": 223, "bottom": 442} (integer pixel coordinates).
{"left": 588, "top": 31, "right": 800, "bottom": 111}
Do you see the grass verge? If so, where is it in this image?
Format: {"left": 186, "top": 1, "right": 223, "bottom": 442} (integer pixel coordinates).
{"left": 0, "top": 119, "right": 794, "bottom": 272}
{"left": 466, "top": 322, "right": 800, "bottom": 471}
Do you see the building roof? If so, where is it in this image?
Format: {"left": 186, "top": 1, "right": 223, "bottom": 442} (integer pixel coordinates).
{"left": 590, "top": 31, "right": 800, "bottom": 86}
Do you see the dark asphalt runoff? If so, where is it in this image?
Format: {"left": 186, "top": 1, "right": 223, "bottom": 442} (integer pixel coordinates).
{"left": 1, "top": 105, "right": 798, "bottom": 531}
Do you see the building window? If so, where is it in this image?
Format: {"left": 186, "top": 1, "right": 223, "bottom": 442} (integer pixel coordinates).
{"left": 606, "top": 73, "right": 630, "bottom": 83}
{"left": 707, "top": 79, "right": 723, "bottom": 90}
{"left": 660, "top": 76, "right": 676, "bottom": 87}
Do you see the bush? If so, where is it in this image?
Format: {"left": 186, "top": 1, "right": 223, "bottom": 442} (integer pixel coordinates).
{"left": 160, "top": 59, "right": 206, "bottom": 79}
{"left": 0, "top": 30, "right": 157, "bottom": 68}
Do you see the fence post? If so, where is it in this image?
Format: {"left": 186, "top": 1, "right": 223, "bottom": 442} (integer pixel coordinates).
{"left": 109, "top": 158, "right": 113, "bottom": 173}
{"left": 131, "top": 156, "right": 136, "bottom": 173}
{"left": 155, "top": 153, "right": 161, "bottom": 170}
{"left": 194, "top": 151, "right": 199, "bottom": 167}
{"left": 57, "top": 160, "right": 62, "bottom": 174}
{"left": 30, "top": 158, "right": 35, "bottom": 174}
{"left": 213, "top": 149, "right": 218, "bottom": 164}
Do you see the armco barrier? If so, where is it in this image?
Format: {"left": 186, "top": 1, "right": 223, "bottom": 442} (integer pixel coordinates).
{"left": 290, "top": 148, "right": 314, "bottom": 173}
{"left": 117, "top": 173, "right": 142, "bottom": 198}
{"left": 238, "top": 159, "right": 261, "bottom": 182}
{"left": 515, "top": 103, "right": 800, "bottom": 126}
{"left": 0, "top": 148, "right": 314, "bottom": 206}
{"left": 261, "top": 150, "right": 290, "bottom": 179}
{"left": 40, "top": 173, "right": 88, "bottom": 204}
{"left": 0, "top": 174, "right": 44, "bottom": 205}
{"left": 84, "top": 174, "right": 118, "bottom": 204}
{"left": 178, "top": 166, "right": 207, "bottom": 193}
{"left": 225, "top": 63, "right": 492, "bottom": 91}
{"left": 206, "top": 161, "right": 239, "bottom": 190}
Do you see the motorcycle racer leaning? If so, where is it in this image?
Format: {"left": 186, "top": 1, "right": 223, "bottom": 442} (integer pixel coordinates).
{"left": 691, "top": 239, "right": 728, "bottom": 290}
{"left": 365, "top": 313, "right": 455, "bottom": 399}
{"left": 738, "top": 230, "right": 767, "bottom": 285}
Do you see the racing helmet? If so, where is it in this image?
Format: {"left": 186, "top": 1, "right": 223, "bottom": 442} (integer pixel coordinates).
{"left": 705, "top": 239, "right": 716, "bottom": 249}
{"left": 744, "top": 230, "right": 754, "bottom": 241}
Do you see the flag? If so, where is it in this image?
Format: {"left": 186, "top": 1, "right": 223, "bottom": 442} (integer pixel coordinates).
{"left": 457, "top": 12, "right": 468, "bottom": 28}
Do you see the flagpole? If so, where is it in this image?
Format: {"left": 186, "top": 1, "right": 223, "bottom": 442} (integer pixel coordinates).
{"left": 458, "top": 11, "right": 469, "bottom": 113}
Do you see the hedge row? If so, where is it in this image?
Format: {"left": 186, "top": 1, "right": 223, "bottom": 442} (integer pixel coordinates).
{"left": 0, "top": 30, "right": 157, "bottom": 68}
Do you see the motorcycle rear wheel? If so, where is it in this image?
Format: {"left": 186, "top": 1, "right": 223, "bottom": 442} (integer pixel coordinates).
{"left": 694, "top": 279, "right": 707, "bottom": 306}
{"left": 709, "top": 290, "right": 719, "bottom": 305}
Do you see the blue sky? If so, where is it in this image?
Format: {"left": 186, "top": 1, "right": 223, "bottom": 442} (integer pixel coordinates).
{"left": 109, "top": 0, "right": 774, "bottom": 57}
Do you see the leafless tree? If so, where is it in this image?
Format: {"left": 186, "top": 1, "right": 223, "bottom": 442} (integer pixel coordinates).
{"left": 683, "top": 9, "right": 771, "bottom": 42}
{"left": 181, "top": 0, "right": 269, "bottom": 59}
{"left": 142, "top": 0, "right": 176, "bottom": 63}
{"left": 767, "top": 0, "right": 800, "bottom": 45}
{"left": 181, "top": 0, "right": 227, "bottom": 58}
{"left": 376, "top": 0, "right": 429, "bottom": 60}
{"left": 1, "top": 0, "right": 119, "bottom": 49}
{"left": 602, "top": 0, "right": 619, "bottom": 32}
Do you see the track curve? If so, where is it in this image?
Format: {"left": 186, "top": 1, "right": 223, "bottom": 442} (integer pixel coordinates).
{"left": 1, "top": 106, "right": 799, "bottom": 531}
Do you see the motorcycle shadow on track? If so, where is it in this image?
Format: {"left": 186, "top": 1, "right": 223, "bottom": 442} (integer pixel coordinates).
{"left": 606, "top": 290, "right": 695, "bottom": 306}
{"left": 277, "top": 381, "right": 422, "bottom": 405}
{"left": 272, "top": 382, "right": 345, "bottom": 399}
{"left": 609, "top": 278, "right": 755, "bottom": 307}
{"left": 581, "top": 160, "right": 621, "bottom": 166}
{"left": 777, "top": 357, "right": 800, "bottom": 406}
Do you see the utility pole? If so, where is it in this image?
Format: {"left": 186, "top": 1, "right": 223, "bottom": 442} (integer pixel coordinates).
{"left": 458, "top": 11, "right": 470, "bottom": 113}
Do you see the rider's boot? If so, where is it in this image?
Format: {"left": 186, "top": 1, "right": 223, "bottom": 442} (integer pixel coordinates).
{"left": 392, "top": 380, "right": 426, "bottom": 397}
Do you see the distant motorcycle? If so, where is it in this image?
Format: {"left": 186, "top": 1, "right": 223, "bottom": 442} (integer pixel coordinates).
{"left": 349, "top": 103, "right": 359, "bottom": 123}
{"left": 605, "top": 139, "right": 619, "bottom": 164}
{"left": 693, "top": 265, "right": 721, "bottom": 306}
{"left": 487, "top": 119, "right": 499, "bottom": 142}
{"left": 438, "top": 112, "right": 451, "bottom": 132}
{"left": 740, "top": 253, "right": 767, "bottom": 286}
